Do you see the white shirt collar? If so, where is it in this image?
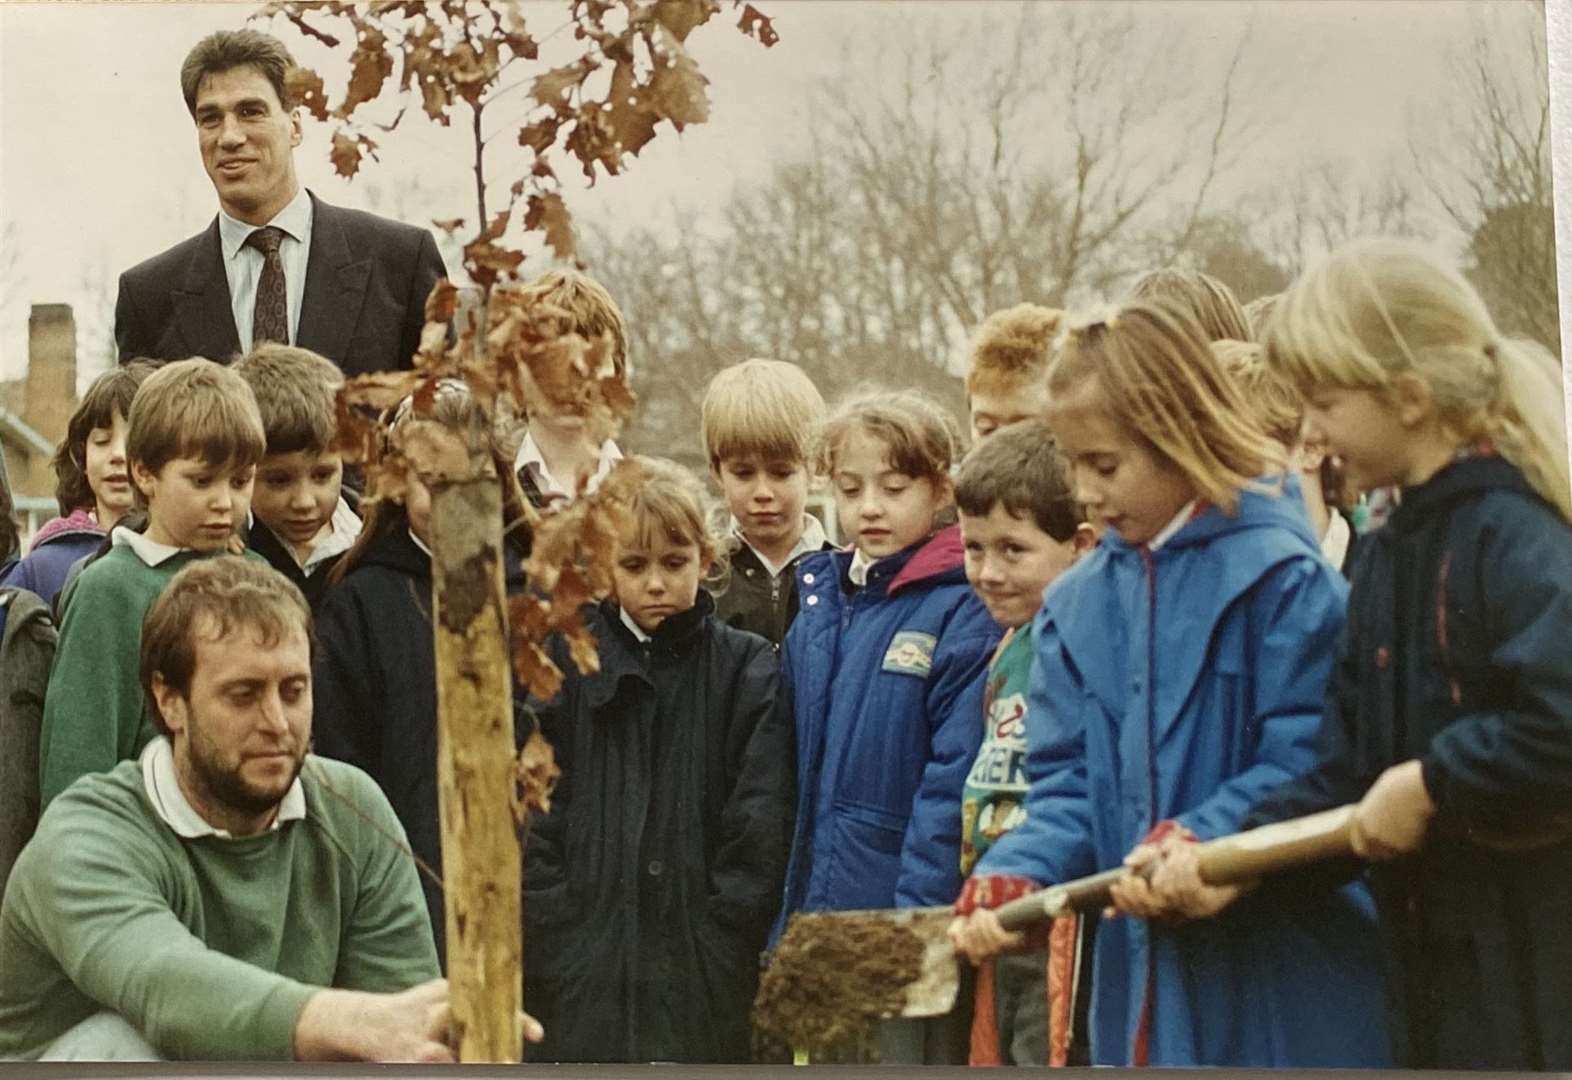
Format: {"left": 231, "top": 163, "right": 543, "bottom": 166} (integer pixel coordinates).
{"left": 218, "top": 186, "right": 313, "bottom": 262}
{"left": 300, "top": 496, "right": 362, "bottom": 575}
{"left": 734, "top": 513, "right": 828, "bottom": 579}
{"left": 848, "top": 546, "right": 882, "bottom": 587}
{"left": 112, "top": 524, "right": 186, "bottom": 567}
{"left": 408, "top": 528, "right": 432, "bottom": 558}
{"left": 513, "top": 432, "right": 622, "bottom": 502}
{"left": 618, "top": 605, "right": 651, "bottom": 643}
{"left": 1145, "top": 500, "right": 1199, "bottom": 553}
{"left": 1320, "top": 509, "right": 1352, "bottom": 570}
{"left": 140, "top": 736, "right": 306, "bottom": 840}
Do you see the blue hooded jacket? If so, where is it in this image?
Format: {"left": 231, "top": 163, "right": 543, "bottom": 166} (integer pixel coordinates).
{"left": 772, "top": 526, "right": 1001, "bottom": 941}
{"left": 977, "top": 478, "right": 1391, "bottom": 1067}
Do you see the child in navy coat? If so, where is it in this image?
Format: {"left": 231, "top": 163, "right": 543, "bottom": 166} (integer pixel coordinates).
{"left": 1204, "top": 239, "right": 1572, "bottom": 1070}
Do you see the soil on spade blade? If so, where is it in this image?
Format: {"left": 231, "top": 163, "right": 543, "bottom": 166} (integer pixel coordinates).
{"left": 752, "top": 912, "right": 926, "bottom": 1052}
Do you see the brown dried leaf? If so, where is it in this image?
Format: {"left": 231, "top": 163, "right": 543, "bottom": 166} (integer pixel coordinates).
{"left": 512, "top": 636, "right": 564, "bottom": 703}
{"left": 736, "top": 3, "right": 778, "bottom": 46}
{"left": 280, "top": 7, "right": 341, "bottom": 48}
{"left": 329, "top": 131, "right": 363, "bottom": 178}
{"left": 606, "top": 60, "right": 658, "bottom": 159}
{"left": 563, "top": 618, "right": 602, "bottom": 678}
{"left": 340, "top": 27, "right": 394, "bottom": 117}
{"left": 423, "top": 278, "right": 459, "bottom": 323}
{"left": 652, "top": 0, "right": 714, "bottom": 42}
{"left": 286, "top": 67, "right": 330, "bottom": 122}
{"left": 518, "top": 119, "right": 558, "bottom": 155}
{"left": 548, "top": 563, "right": 594, "bottom": 622}
{"left": 432, "top": 217, "right": 465, "bottom": 235}
{"left": 647, "top": 27, "right": 710, "bottom": 130}
{"left": 525, "top": 192, "right": 576, "bottom": 260}
{"left": 530, "top": 58, "right": 593, "bottom": 111}
{"left": 514, "top": 728, "right": 561, "bottom": 818}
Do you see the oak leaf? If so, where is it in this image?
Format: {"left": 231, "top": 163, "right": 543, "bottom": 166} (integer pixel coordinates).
{"left": 329, "top": 131, "right": 363, "bottom": 177}
{"left": 647, "top": 26, "right": 710, "bottom": 130}
{"left": 606, "top": 60, "right": 658, "bottom": 159}
{"left": 736, "top": 3, "right": 778, "bottom": 46}
{"left": 514, "top": 729, "right": 561, "bottom": 817}
{"left": 652, "top": 0, "right": 715, "bottom": 43}
{"left": 286, "top": 67, "right": 330, "bottom": 122}
{"left": 339, "top": 27, "right": 394, "bottom": 117}
{"left": 525, "top": 192, "right": 576, "bottom": 260}
{"left": 530, "top": 58, "right": 592, "bottom": 111}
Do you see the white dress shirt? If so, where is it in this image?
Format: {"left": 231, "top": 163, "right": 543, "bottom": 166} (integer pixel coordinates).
{"left": 513, "top": 432, "right": 623, "bottom": 504}
{"left": 218, "top": 186, "right": 314, "bottom": 353}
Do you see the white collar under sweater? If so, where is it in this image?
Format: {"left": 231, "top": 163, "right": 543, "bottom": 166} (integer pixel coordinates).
{"left": 140, "top": 736, "right": 306, "bottom": 840}
{"left": 112, "top": 525, "right": 187, "bottom": 568}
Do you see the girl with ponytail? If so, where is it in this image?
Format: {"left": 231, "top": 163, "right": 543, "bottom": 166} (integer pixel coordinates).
{"left": 1164, "top": 237, "right": 1572, "bottom": 1069}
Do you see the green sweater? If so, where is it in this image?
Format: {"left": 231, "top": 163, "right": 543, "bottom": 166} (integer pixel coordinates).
{"left": 38, "top": 544, "right": 259, "bottom": 808}
{"left": 0, "top": 755, "right": 439, "bottom": 1061}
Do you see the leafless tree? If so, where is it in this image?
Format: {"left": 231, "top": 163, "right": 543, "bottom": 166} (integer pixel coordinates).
{"left": 588, "top": 3, "right": 1263, "bottom": 457}
{"left": 1411, "top": 0, "right": 1558, "bottom": 352}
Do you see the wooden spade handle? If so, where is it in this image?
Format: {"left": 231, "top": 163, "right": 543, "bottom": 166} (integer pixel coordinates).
{"left": 990, "top": 805, "right": 1357, "bottom": 926}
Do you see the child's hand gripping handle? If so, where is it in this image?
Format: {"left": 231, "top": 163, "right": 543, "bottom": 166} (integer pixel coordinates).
{"left": 1193, "top": 804, "right": 1356, "bottom": 883}
{"left": 989, "top": 805, "right": 1358, "bottom": 926}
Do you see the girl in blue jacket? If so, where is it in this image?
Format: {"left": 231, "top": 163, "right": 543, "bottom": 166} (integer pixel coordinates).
{"left": 775, "top": 388, "right": 1000, "bottom": 939}
{"left": 1197, "top": 240, "right": 1572, "bottom": 1069}
{"left": 951, "top": 299, "right": 1390, "bottom": 1067}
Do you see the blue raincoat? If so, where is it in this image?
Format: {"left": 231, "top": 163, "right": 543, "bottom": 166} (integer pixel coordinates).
{"left": 978, "top": 479, "right": 1391, "bottom": 1067}
{"left": 772, "top": 526, "right": 1001, "bottom": 941}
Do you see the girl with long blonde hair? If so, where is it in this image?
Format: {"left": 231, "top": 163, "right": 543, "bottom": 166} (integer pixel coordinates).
{"left": 950, "top": 297, "right": 1389, "bottom": 1067}
{"left": 1218, "top": 238, "right": 1572, "bottom": 1069}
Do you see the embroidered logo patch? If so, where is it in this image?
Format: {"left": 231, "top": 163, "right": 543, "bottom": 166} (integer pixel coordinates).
{"left": 882, "top": 631, "right": 936, "bottom": 677}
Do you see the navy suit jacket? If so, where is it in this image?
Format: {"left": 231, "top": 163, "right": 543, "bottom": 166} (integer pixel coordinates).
{"left": 113, "top": 191, "right": 446, "bottom": 375}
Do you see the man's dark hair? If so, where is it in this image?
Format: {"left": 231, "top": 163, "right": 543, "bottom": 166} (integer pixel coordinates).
{"left": 180, "top": 30, "right": 297, "bottom": 117}
{"left": 955, "top": 420, "right": 1080, "bottom": 542}
{"left": 141, "top": 557, "right": 315, "bottom": 736}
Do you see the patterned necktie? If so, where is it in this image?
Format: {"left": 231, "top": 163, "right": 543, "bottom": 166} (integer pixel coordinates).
{"left": 244, "top": 226, "right": 289, "bottom": 345}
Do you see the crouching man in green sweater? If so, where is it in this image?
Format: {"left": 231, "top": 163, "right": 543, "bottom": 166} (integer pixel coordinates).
{"left": 0, "top": 556, "right": 543, "bottom": 1062}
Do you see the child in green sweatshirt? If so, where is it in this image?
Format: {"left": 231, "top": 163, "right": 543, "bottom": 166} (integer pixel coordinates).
{"left": 38, "top": 359, "right": 266, "bottom": 807}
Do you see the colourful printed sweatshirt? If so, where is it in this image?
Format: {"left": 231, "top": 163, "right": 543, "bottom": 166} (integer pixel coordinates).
{"left": 959, "top": 624, "right": 1035, "bottom": 876}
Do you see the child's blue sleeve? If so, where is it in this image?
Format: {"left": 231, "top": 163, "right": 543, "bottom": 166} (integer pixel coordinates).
{"left": 1176, "top": 557, "right": 1347, "bottom": 841}
{"left": 893, "top": 606, "right": 997, "bottom": 908}
{"left": 975, "top": 608, "right": 1099, "bottom": 886}
{"left": 1422, "top": 507, "right": 1572, "bottom": 828}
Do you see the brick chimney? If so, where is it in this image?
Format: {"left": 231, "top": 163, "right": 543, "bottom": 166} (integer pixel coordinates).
{"left": 23, "top": 304, "right": 78, "bottom": 495}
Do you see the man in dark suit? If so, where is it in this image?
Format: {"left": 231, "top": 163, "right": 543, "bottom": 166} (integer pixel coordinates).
{"left": 115, "top": 30, "right": 446, "bottom": 376}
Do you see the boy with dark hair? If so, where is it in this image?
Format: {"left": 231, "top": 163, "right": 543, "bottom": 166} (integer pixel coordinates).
{"left": 948, "top": 420, "right": 1095, "bottom": 1067}
{"left": 38, "top": 359, "right": 267, "bottom": 808}
{"left": 233, "top": 343, "right": 361, "bottom": 605}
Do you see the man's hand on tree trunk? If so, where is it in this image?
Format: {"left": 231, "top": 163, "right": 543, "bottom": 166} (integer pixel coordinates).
{"left": 293, "top": 978, "right": 545, "bottom": 1062}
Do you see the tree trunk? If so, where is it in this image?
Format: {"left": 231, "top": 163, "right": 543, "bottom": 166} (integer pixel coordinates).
{"left": 430, "top": 463, "right": 522, "bottom": 1062}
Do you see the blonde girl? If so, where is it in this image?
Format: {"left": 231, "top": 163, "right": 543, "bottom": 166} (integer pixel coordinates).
{"left": 1233, "top": 238, "right": 1572, "bottom": 1070}
{"left": 950, "top": 298, "right": 1389, "bottom": 1067}
{"left": 522, "top": 456, "right": 791, "bottom": 1064}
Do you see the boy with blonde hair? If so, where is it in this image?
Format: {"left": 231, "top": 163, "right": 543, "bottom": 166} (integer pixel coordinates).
{"left": 513, "top": 269, "right": 627, "bottom": 510}
{"left": 700, "top": 358, "right": 829, "bottom": 647}
{"left": 38, "top": 359, "right": 267, "bottom": 807}
{"left": 233, "top": 343, "right": 361, "bottom": 606}
{"left": 965, "top": 304, "right": 1061, "bottom": 443}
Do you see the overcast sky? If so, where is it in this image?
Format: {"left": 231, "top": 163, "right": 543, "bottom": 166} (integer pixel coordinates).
{"left": 0, "top": 0, "right": 1556, "bottom": 384}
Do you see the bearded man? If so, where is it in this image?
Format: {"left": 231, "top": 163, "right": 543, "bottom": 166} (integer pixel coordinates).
{"left": 0, "top": 557, "right": 540, "bottom": 1062}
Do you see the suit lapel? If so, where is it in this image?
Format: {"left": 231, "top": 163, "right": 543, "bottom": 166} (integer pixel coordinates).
{"left": 297, "top": 193, "right": 371, "bottom": 366}
{"left": 173, "top": 221, "right": 242, "bottom": 362}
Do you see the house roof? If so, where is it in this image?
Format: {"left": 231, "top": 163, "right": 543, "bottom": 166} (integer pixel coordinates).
{"left": 0, "top": 404, "right": 54, "bottom": 458}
